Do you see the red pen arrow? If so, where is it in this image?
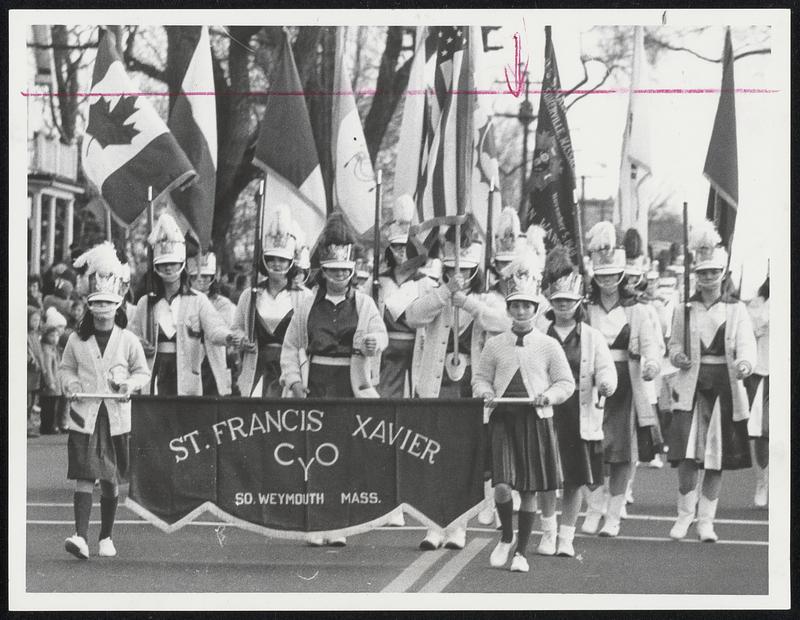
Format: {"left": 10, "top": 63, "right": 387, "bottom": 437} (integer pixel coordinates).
{"left": 504, "top": 32, "right": 529, "bottom": 98}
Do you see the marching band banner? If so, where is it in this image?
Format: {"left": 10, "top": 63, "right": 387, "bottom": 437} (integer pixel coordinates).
{"left": 126, "top": 396, "right": 485, "bottom": 538}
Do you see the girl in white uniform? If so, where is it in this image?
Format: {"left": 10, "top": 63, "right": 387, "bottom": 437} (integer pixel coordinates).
{"left": 746, "top": 276, "right": 769, "bottom": 507}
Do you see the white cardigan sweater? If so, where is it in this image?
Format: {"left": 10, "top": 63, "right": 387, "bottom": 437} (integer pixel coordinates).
{"left": 472, "top": 329, "right": 576, "bottom": 419}
{"left": 59, "top": 326, "right": 150, "bottom": 436}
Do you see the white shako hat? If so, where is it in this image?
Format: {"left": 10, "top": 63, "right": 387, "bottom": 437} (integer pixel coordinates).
{"left": 318, "top": 211, "right": 357, "bottom": 269}
{"left": 72, "top": 241, "right": 126, "bottom": 304}
{"left": 186, "top": 251, "right": 217, "bottom": 277}
{"left": 503, "top": 234, "right": 544, "bottom": 305}
{"left": 263, "top": 204, "right": 298, "bottom": 261}
{"left": 386, "top": 194, "right": 415, "bottom": 245}
{"left": 148, "top": 212, "right": 186, "bottom": 265}
{"left": 544, "top": 245, "right": 582, "bottom": 301}
{"left": 586, "top": 221, "right": 625, "bottom": 276}
{"left": 623, "top": 228, "right": 648, "bottom": 276}
{"left": 493, "top": 206, "right": 523, "bottom": 262}
{"left": 690, "top": 219, "right": 728, "bottom": 271}
{"left": 442, "top": 214, "right": 483, "bottom": 269}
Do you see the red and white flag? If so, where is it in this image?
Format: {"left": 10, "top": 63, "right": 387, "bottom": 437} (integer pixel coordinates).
{"left": 253, "top": 31, "right": 327, "bottom": 248}
{"left": 617, "top": 26, "right": 655, "bottom": 248}
{"left": 81, "top": 28, "right": 196, "bottom": 226}
{"left": 331, "top": 27, "right": 376, "bottom": 235}
{"left": 167, "top": 26, "right": 217, "bottom": 251}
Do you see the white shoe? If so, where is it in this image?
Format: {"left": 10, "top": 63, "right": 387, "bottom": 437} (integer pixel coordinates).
{"left": 419, "top": 528, "right": 444, "bottom": 551}
{"left": 696, "top": 495, "right": 719, "bottom": 542}
{"left": 443, "top": 526, "right": 466, "bottom": 550}
{"left": 509, "top": 553, "right": 529, "bottom": 573}
{"left": 536, "top": 516, "right": 557, "bottom": 555}
{"left": 328, "top": 536, "right": 347, "bottom": 547}
{"left": 598, "top": 494, "right": 625, "bottom": 537}
{"left": 556, "top": 525, "right": 576, "bottom": 557}
{"left": 64, "top": 534, "right": 89, "bottom": 560}
{"left": 477, "top": 504, "right": 496, "bottom": 525}
{"left": 306, "top": 536, "right": 326, "bottom": 547}
{"left": 98, "top": 537, "right": 117, "bottom": 557}
{"left": 620, "top": 503, "right": 628, "bottom": 520}
{"left": 754, "top": 466, "right": 768, "bottom": 508}
{"left": 489, "top": 535, "right": 516, "bottom": 568}
{"left": 647, "top": 456, "right": 664, "bottom": 469}
{"left": 581, "top": 486, "right": 607, "bottom": 535}
{"left": 387, "top": 508, "right": 405, "bottom": 527}
{"left": 669, "top": 490, "right": 698, "bottom": 540}
{"left": 581, "top": 512, "right": 603, "bottom": 535}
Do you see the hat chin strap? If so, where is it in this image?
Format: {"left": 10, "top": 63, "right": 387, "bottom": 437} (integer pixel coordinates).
{"left": 696, "top": 270, "right": 725, "bottom": 288}
{"left": 594, "top": 272, "right": 624, "bottom": 289}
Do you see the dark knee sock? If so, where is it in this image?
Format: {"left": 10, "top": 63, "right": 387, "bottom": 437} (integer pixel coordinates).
{"left": 496, "top": 499, "right": 514, "bottom": 543}
{"left": 99, "top": 496, "right": 118, "bottom": 540}
{"left": 74, "top": 492, "right": 92, "bottom": 540}
{"left": 516, "top": 510, "right": 535, "bottom": 556}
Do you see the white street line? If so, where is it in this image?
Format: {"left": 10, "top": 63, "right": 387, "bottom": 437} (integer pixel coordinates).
{"left": 381, "top": 548, "right": 445, "bottom": 593}
{"left": 26, "top": 504, "right": 770, "bottom": 527}
{"left": 417, "top": 537, "right": 492, "bottom": 593}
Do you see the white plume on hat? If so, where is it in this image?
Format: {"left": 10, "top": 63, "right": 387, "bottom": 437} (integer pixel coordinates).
{"left": 524, "top": 225, "right": 547, "bottom": 265}
{"left": 493, "top": 206, "right": 521, "bottom": 261}
{"left": 263, "top": 204, "right": 298, "bottom": 261}
{"left": 690, "top": 219, "right": 727, "bottom": 271}
{"left": 72, "top": 241, "right": 125, "bottom": 303}
{"left": 386, "top": 194, "right": 415, "bottom": 245}
{"left": 44, "top": 306, "right": 67, "bottom": 329}
{"left": 586, "top": 221, "right": 616, "bottom": 254}
{"left": 586, "top": 221, "right": 625, "bottom": 275}
{"left": 148, "top": 212, "right": 186, "bottom": 265}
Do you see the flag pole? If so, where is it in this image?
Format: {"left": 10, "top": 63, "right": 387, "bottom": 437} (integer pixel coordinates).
{"left": 372, "top": 170, "right": 382, "bottom": 301}
{"left": 682, "top": 201, "right": 691, "bottom": 358}
{"left": 105, "top": 206, "right": 113, "bottom": 242}
{"left": 484, "top": 178, "right": 496, "bottom": 293}
{"left": 145, "top": 186, "right": 155, "bottom": 348}
{"left": 249, "top": 177, "right": 266, "bottom": 344}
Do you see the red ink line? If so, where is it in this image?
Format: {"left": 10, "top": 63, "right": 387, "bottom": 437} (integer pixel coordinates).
{"left": 20, "top": 87, "right": 779, "bottom": 98}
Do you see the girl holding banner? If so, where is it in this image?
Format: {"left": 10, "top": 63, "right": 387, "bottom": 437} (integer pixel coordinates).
{"left": 235, "top": 205, "right": 312, "bottom": 398}
{"left": 666, "top": 220, "right": 757, "bottom": 542}
{"left": 537, "top": 246, "right": 617, "bottom": 558}
{"left": 130, "top": 213, "right": 243, "bottom": 396}
{"left": 473, "top": 247, "right": 575, "bottom": 573}
{"left": 581, "top": 222, "right": 661, "bottom": 539}
{"left": 280, "top": 212, "right": 388, "bottom": 547}
{"left": 60, "top": 243, "right": 151, "bottom": 560}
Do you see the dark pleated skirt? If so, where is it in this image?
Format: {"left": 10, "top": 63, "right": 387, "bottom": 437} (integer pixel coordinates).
{"left": 490, "top": 405, "right": 563, "bottom": 492}
{"left": 667, "top": 364, "right": 752, "bottom": 470}
{"left": 438, "top": 364, "right": 472, "bottom": 398}
{"left": 379, "top": 338, "right": 415, "bottom": 398}
{"left": 151, "top": 352, "right": 178, "bottom": 396}
{"left": 553, "top": 392, "right": 604, "bottom": 487}
{"left": 308, "top": 363, "right": 353, "bottom": 398}
{"left": 744, "top": 373, "right": 769, "bottom": 438}
{"left": 67, "top": 403, "right": 129, "bottom": 483}
{"left": 201, "top": 356, "right": 219, "bottom": 396}
{"left": 254, "top": 346, "right": 283, "bottom": 398}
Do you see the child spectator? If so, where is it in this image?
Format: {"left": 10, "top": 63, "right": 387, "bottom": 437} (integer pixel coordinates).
{"left": 39, "top": 325, "right": 63, "bottom": 434}
{"left": 27, "top": 306, "right": 44, "bottom": 437}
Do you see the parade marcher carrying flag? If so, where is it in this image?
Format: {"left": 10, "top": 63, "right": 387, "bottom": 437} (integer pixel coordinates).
{"left": 60, "top": 242, "right": 151, "bottom": 560}
{"left": 235, "top": 204, "right": 312, "bottom": 398}
{"left": 474, "top": 241, "right": 575, "bottom": 573}
{"left": 81, "top": 28, "right": 196, "bottom": 227}
{"left": 666, "top": 219, "right": 756, "bottom": 542}
{"left": 129, "top": 212, "right": 244, "bottom": 396}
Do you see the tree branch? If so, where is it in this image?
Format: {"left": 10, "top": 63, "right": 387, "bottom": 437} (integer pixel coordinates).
{"left": 645, "top": 33, "right": 770, "bottom": 63}
{"left": 123, "top": 26, "right": 168, "bottom": 83}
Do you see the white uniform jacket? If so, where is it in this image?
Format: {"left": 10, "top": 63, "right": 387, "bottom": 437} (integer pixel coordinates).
{"left": 543, "top": 321, "right": 618, "bottom": 440}
{"left": 405, "top": 278, "right": 509, "bottom": 398}
{"left": 668, "top": 297, "right": 757, "bottom": 421}
{"left": 233, "top": 285, "right": 313, "bottom": 396}
{"left": 472, "top": 329, "right": 575, "bottom": 419}
{"left": 279, "top": 288, "right": 388, "bottom": 396}
{"left": 129, "top": 292, "right": 231, "bottom": 395}
{"left": 59, "top": 327, "right": 150, "bottom": 436}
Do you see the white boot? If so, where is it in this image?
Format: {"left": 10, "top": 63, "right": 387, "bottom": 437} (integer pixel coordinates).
{"left": 581, "top": 486, "right": 608, "bottom": 535}
{"left": 754, "top": 465, "right": 768, "bottom": 508}
{"left": 669, "top": 489, "right": 698, "bottom": 540}
{"left": 598, "top": 494, "right": 626, "bottom": 537}
{"left": 536, "top": 515, "right": 557, "bottom": 555}
{"left": 625, "top": 474, "right": 635, "bottom": 504}
{"left": 478, "top": 480, "right": 496, "bottom": 525}
{"left": 443, "top": 524, "right": 467, "bottom": 550}
{"left": 387, "top": 506, "right": 405, "bottom": 527}
{"left": 556, "top": 525, "right": 576, "bottom": 557}
{"left": 419, "top": 528, "right": 444, "bottom": 550}
{"left": 696, "top": 495, "right": 719, "bottom": 542}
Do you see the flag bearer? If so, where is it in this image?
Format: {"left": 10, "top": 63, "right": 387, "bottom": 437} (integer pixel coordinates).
{"left": 581, "top": 222, "right": 661, "bottom": 538}
{"left": 667, "top": 220, "right": 756, "bottom": 541}
{"left": 746, "top": 275, "right": 769, "bottom": 508}
{"left": 187, "top": 251, "right": 236, "bottom": 396}
{"left": 60, "top": 243, "right": 150, "bottom": 560}
{"left": 473, "top": 249, "right": 575, "bottom": 573}
{"left": 235, "top": 205, "right": 312, "bottom": 398}
{"left": 130, "top": 213, "right": 243, "bottom": 396}
{"left": 406, "top": 216, "right": 508, "bottom": 551}
{"left": 280, "top": 212, "right": 388, "bottom": 547}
